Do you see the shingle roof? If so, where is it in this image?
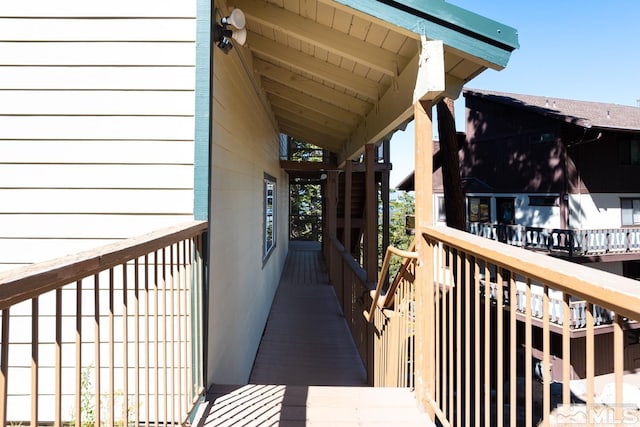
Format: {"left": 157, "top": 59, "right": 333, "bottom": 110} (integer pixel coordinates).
{"left": 464, "top": 89, "right": 640, "bottom": 131}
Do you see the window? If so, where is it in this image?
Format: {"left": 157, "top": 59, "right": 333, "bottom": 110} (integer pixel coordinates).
{"left": 467, "top": 197, "right": 491, "bottom": 222}
{"left": 436, "top": 196, "right": 446, "bottom": 222}
{"left": 621, "top": 198, "right": 640, "bottom": 226}
{"left": 263, "top": 174, "right": 277, "bottom": 261}
{"left": 619, "top": 139, "right": 640, "bottom": 165}
{"left": 529, "top": 195, "right": 558, "bottom": 207}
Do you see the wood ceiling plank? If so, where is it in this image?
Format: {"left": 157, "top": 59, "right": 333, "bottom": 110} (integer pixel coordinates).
{"left": 270, "top": 96, "right": 351, "bottom": 136}
{"left": 254, "top": 58, "right": 371, "bottom": 116}
{"left": 261, "top": 79, "right": 360, "bottom": 126}
{"left": 272, "top": 104, "right": 349, "bottom": 139}
{"left": 233, "top": 0, "right": 402, "bottom": 77}
{"left": 278, "top": 120, "right": 343, "bottom": 151}
{"left": 249, "top": 33, "right": 380, "bottom": 101}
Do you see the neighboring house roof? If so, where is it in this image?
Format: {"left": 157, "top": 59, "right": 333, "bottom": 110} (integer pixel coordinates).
{"left": 464, "top": 89, "right": 640, "bottom": 132}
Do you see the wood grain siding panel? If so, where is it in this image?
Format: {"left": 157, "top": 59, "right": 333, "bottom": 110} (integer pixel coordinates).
{"left": 0, "top": 164, "right": 193, "bottom": 189}
{"left": 0, "top": 140, "right": 194, "bottom": 164}
{"left": 0, "top": 117, "right": 193, "bottom": 140}
{"left": 0, "top": 6, "right": 197, "bottom": 271}
{"left": 0, "top": 42, "right": 194, "bottom": 66}
{"left": 1, "top": 189, "right": 193, "bottom": 214}
{"left": 0, "top": 91, "right": 195, "bottom": 116}
{"left": 0, "top": 1, "right": 196, "bottom": 17}
{"left": 0, "top": 214, "right": 194, "bottom": 239}
{"left": 0, "top": 18, "right": 195, "bottom": 41}
{"left": 0, "top": 67, "right": 194, "bottom": 90}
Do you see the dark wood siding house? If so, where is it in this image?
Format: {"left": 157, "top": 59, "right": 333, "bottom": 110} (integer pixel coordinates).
{"left": 462, "top": 89, "right": 640, "bottom": 378}
{"left": 462, "top": 89, "right": 640, "bottom": 275}
{"left": 399, "top": 90, "right": 640, "bottom": 379}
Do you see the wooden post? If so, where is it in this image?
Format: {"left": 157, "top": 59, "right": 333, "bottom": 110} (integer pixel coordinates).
{"left": 326, "top": 170, "right": 339, "bottom": 284}
{"left": 364, "top": 144, "right": 378, "bottom": 283}
{"left": 342, "top": 161, "right": 353, "bottom": 309}
{"left": 414, "top": 99, "right": 434, "bottom": 412}
{"left": 382, "top": 139, "right": 391, "bottom": 288}
{"left": 364, "top": 144, "right": 377, "bottom": 385}
{"left": 343, "top": 161, "right": 353, "bottom": 255}
{"left": 436, "top": 97, "right": 466, "bottom": 230}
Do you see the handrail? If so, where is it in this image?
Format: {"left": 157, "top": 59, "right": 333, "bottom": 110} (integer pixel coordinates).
{"left": 0, "top": 220, "right": 207, "bottom": 426}
{"left": 330, "top": 236, "right": 368, "bottom": 284}
{"left": 422, "top": 224, "right": 640, "bottom": 426}
{"left": 425, "top": 225, "right": 640, "bottom": 321}
{"left": 0, "top": 220, "right": 207, "bottom": 310}
{"left": 363, "top": 239, "right": 418, "bottom": 323}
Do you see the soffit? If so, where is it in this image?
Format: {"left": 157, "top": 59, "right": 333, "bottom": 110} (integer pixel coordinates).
{"left": 221, "top": 0, "right": 518, "bottom": 162}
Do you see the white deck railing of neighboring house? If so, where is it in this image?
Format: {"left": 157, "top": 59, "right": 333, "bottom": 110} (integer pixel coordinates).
{"left": 468, "top": 222, "right": 640, "bottom": 257}
{"left": 0, "top": 221, "right": 207, "bottom": 426}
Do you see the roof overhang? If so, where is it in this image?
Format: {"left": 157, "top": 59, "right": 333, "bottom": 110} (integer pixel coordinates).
{"left": 219, "top": 0, "right": 518, "bottom": 164}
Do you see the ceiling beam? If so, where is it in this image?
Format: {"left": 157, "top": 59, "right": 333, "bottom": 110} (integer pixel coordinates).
{"left": 232, "top": 0, "right": 403, "bottom": 77}
{"left": 249, "top": 33, "right": 380, "bottom": 101}
{"left": 272, "top": 108, "right": 350, "bottom": 142}
{"left": 280, "top": 160, "right": 337, "bottom": 172}
{"left": 254, "top": 59, "right": 371, "bottom": 117}
{"left": 261, "top": 78, "right": 360, "bottom": 127}
{"left": 278, "top": 118, "right": 345, "bottom": 151}
{"left": 269, "top": 94, "right": 353, "bottom": 136}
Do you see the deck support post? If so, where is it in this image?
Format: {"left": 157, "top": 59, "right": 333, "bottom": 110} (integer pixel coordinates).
{"left": 414, "top": 99, "right": 435, "bottom": 414}
{"left": 364, "top": 144, "right": 378, "bottom": 283}
{"left": 364, "top": 143, "right": 378, "bottom": 386}
{"left": 342, "top": 161, "right": 353, "bottom": 306}
{"left": 381, "top": 139, "right": 391, "bottom": 288}
{"left": 326, "top": 170, "right": 339, "bottom": 285}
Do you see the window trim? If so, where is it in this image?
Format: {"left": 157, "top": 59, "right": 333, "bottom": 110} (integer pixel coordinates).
{"left": 621, "top": 198, "right": 640, "bottom": 227}
{"left": 619, "top": 138, "right": 640, "bottom": 166}
{"left": 467, "top": 196, "right": 491, "bottom": 223}
{"left": 263, "top": 173, "right": 277, "bottom": 264}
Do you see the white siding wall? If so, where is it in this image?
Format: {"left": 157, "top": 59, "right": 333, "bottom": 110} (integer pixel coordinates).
{"left": 207, "top": 32, "right": 289, "bottom": 384}
{"left": 570, "top": 193, "right": 640, "bottom": 230}
{"left": 0, "top": 2, "right": 197, "bottom": 271}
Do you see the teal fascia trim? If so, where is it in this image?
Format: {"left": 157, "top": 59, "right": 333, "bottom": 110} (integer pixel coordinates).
{"left": 333, "top": 0, "right": 519, "bottom": 69}
{"left": 194, "top": 0, "right": 212, "bottom": 221}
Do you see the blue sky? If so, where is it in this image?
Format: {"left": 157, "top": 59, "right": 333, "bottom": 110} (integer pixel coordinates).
{"left": 390, "top": 1, "right": 640, "bottom": 187}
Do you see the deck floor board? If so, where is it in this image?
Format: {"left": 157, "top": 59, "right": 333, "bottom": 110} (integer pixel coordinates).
{"left": 250, "top": 241, "right": 364, "bottom": 386}
{"left": 198, "top": 241, "right": 431, "bottom": 426}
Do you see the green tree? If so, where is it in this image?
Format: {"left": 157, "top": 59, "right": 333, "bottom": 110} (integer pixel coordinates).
{"left": 386, "top": 189, "right": 415, "bottom": 278}
{"left": 290, "top": 183, "right": 323, "bottom": 240}
{"left": 287, "top": 138, "right": 324, "bottom": 162}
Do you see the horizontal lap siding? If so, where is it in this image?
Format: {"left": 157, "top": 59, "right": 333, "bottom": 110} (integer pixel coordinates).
{"left": 0, "top": 5, "right": 197, "bottom": 272}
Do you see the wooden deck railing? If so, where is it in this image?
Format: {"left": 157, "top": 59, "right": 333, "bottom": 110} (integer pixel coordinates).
{"left": 421, "top": 225, "right": 640, "bottom": 426}
{"left": 0, "top": 221, "right": 207, "bottom": 426}
{"left": 327, "top": 237, "right": 418, "bottom": 388}
{"left": 468, "top": 222, "right": 640, "bottom": 257}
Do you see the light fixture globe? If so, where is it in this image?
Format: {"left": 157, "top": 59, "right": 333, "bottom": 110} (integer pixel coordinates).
{"left": 231, "top": 27, "right": 247, "bottom": 46}
{"left": 223, "top": 8, "right": 246, "bottom": 29}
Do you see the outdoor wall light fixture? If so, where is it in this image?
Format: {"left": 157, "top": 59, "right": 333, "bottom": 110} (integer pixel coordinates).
{"left": 214, "top": 8, "right": 247, "bottom": 54}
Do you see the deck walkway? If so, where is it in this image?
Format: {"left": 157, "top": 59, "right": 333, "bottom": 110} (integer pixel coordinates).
{"left": 197, "top": 241, "right": 431, "bottom": 426}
